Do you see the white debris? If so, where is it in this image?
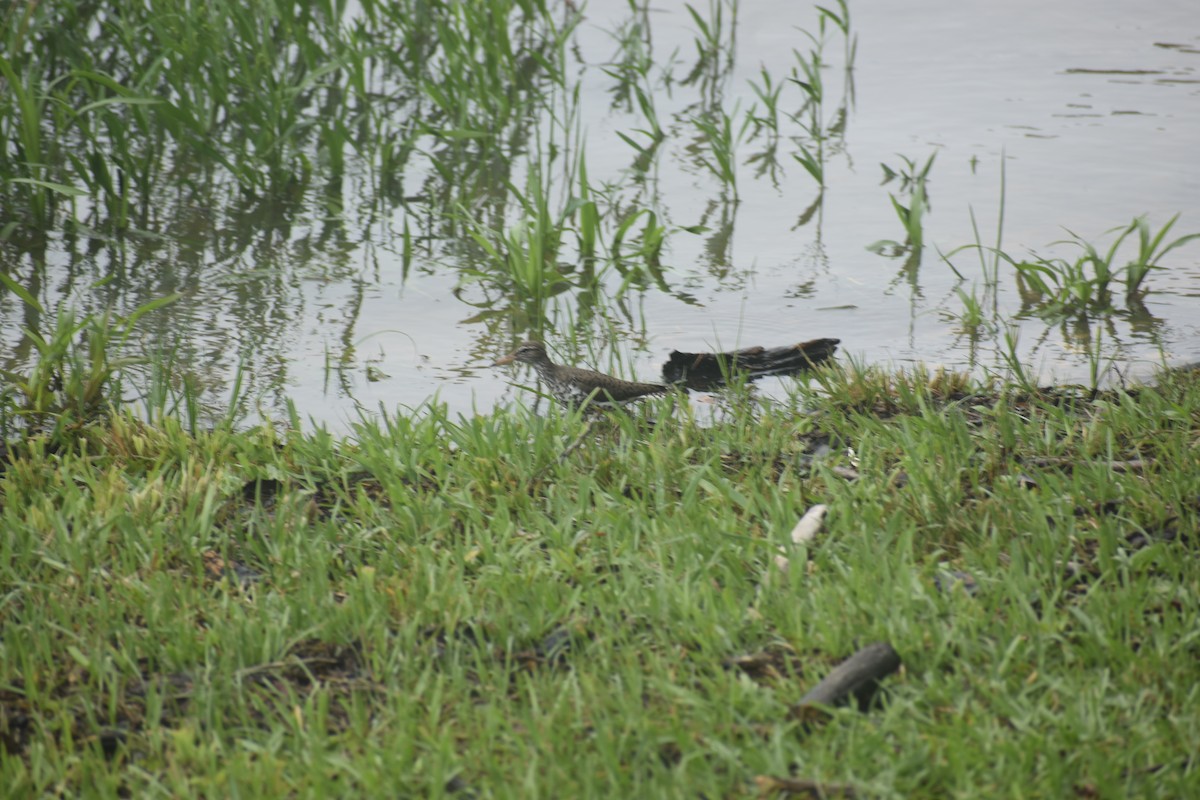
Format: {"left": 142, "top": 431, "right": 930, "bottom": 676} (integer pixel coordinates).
{"left": 774, "top": 504, "right": 829, "bottom": 575}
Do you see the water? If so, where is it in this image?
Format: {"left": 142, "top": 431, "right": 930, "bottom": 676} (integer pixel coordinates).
{"left": 2, "top": 0, "right": 1197, "bottom": 431}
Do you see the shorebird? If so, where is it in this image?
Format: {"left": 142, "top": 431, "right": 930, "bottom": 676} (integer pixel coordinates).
{"left": 492, "top": 340, "right": 670, "bottom": 408}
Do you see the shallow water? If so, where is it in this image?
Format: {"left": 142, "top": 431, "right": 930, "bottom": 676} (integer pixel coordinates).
{"left": 3, "top": 0, "right": 1197, "bottom": 430}
{"left": 367, "top": 0, "right": 1200, "bottom": 420}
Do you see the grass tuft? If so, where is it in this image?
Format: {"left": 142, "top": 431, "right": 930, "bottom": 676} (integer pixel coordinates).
{"left": 2, "top": 363, "right": 1198, "bottom": 795}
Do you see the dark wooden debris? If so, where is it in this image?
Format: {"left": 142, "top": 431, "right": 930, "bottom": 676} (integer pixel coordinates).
{"left": 790, "top": 641, "right": 901, "bottom": 721}
{"left": 662, "top": 338, "right": 841, "bottom": 390}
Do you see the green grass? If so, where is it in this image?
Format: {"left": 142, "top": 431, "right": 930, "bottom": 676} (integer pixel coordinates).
{"left": 1, "top": 3, "right": 1196, "bottom": 792}
{"left": 2, "top": 364, "right": 1198, "bottom": 796}
{"left": 1003, "top": 215, "right": 1200, "bottom": 322}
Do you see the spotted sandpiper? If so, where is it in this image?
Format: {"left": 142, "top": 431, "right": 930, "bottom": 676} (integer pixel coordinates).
{"left": 492, "top": 340, "right": 671, "bottom": 408}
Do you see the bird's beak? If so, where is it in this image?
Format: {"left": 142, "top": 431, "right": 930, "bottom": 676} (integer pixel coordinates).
{"left": 491, "top": 352, "right": 516, "bottom": 367}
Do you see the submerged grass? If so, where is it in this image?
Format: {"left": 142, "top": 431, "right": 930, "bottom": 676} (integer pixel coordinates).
{"left": 0, "top": 0, "right": 575, "bottom": 233}
{"left": 2, "top": 363, "right": 1197, "bottom": 796}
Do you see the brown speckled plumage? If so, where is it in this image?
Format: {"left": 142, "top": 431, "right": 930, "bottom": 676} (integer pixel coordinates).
{"left": 492, "top": 340, "right": 669, "bottom": 408}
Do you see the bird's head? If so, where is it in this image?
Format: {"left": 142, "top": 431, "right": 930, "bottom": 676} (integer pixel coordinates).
{"left": 492, "top": 340, "right": 550, "bottom": 367}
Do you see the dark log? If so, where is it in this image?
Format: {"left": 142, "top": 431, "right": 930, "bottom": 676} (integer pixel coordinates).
{"left": 790, "top": 642, "right": 901, "bottom": 720}
{"left": 662, "top": 338, "right": 840, "bottom": 390}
